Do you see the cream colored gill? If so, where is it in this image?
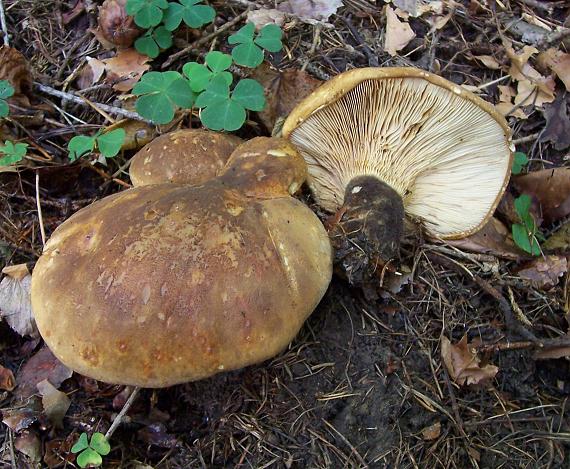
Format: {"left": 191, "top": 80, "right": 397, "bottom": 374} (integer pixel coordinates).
{"left": 289, "top": 78, "right": 511, "bottom": 238}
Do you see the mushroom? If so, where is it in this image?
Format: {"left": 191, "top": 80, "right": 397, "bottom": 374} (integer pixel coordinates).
{"left": 129, "top": 129, "right": 243, "bottom": 187}
{"left": 282, "top": 67, "right": 513, "bottom": 284}
{"left": 31, "top": 137, "right": 332, "bottom": 387}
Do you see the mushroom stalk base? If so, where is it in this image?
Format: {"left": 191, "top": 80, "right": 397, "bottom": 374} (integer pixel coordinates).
{"left": 328, "top": 175, "right": 404, "bottom": 286}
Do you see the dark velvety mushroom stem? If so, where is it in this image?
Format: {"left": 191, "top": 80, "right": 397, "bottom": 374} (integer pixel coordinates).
{"left": 328, "top": 175, "right": 404, "bottom": 286}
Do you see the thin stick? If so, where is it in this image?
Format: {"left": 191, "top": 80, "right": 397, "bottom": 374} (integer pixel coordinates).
{"left": 35, "top": 172, "right": 46, "bottom": 247}
{"left": 0, "top": 0, "right": 9, "bottom": 46}
{"left": 35, "top": 83, "right": 153, "bottom": 124}
{"left": 105, "top": 386, "right": 141, "bottom": 440}
{"left": 162, "top": 9, "right": 250, "bottom": 69}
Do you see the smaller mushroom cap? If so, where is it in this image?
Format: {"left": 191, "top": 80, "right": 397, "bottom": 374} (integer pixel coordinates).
{"left": 129, "top": 129, "right": 243, "bottom": 187}
{"left": 282, "top": 67, "right": 514, "bottom": 239}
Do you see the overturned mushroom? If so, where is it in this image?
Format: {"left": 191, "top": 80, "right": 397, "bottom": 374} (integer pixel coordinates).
{"left": 31, "top": 137, "right": 332, "bottom": 387}
{"left": 129, "top": 129, "right": 243, "bottom": 186}
{"left": 282, "top": 67, "right": 513, "bottom": 284}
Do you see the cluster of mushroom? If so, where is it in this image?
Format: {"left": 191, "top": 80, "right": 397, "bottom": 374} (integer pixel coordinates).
{"left": 31, "top": 66, "right": 513, "bottom": 388}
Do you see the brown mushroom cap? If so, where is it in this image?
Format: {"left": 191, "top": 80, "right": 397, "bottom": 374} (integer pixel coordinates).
{"left": 282, "top": 67, "right": 514, "bottom": 239}
{"left": 31, "top": 137, "right": 332, "bottom": 387}
{"left": 129, "top": 129, "right": 243, "bottom": 187}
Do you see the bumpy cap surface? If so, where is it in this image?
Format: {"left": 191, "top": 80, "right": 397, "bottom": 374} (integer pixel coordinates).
{"left": 31, "top": 138, "right": 332, "bottom": 387}
{"left": 282, "top": 67, "right": 514, "bottom": 239}
{"left": 129, "top": 129, "right": 243, "bottom": 187}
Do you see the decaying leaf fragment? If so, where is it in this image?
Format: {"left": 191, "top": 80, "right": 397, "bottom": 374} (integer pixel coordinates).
{"left": 441, "top": 335, "right": 498, "bottom": 386}
{"left": 0, "top": 46, "right": 32, "bottom": 96}
{"left": 278, "top": 0, "right": 343, "bottom": 25}
{"left": 0, "top": 264, "right": 39, "bottom": 338}
{"left": 384, "top": 6, "right": 416, "bottom": 56}
{"left": 539, "top": 94, "right": 570, "bottom": 151}
{"left": 103, "top": 48, "right": 150, "bottom": 92}
{"left": 517, "top": 255, "right": 568, "bottom": 290}
{"left": 37, "top": 379, "right": 71, "bottom": 428}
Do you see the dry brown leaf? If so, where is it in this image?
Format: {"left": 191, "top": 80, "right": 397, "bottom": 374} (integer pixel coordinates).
{"left": 385, "top": 6, "right": 416, "bottom": 56}
{"left": 517, "top": 255, "right": 568, "bottom": 290}
{"left": 0, "top": 364, "right": 15, "bottom": 391}
{"left": 471, "top": 54, "right": 501, "bottom": 70}
{"left": 513, "top": 168, "right": 570, "bottom": 223}
{"left": 421, "top": 421, "right": 441, "bottom": 440}
{"left": 495, "top": 85, "right": 528, "bottom": 119}
{"left": 277, "top": 0, "right": 343, "bottom": 25}
{"left": 103, "top": 48, "right": 150, "bottom": 92}
{"left": 514, "top": 77, "right": 555, "bottom": 108}
{"left": 77, "top": 57, "right": 106, "bottom": 90}
{"left": 544, "top": 221, "right": 570, "bottom": 253}
{"left": 15, "top": 430, "right": 41, "bottom": 463}
{"left": 252, "top": 65, "right": 323, "bottom": 132}
{"left": 15, "top": 346, "right": 72, "bottom": 400}
{"left": 247, "top": 9, "right": 286, "bottom": 29}
{"left": 0, "top": 265, "right": 39, "bottom": 338}
{"left": 441, "top": 335, "right": 498, "bottom": 386}
{"left": 0, "top": 46, "right": 32, "bottom": 96}
{"left": 537, "top": 49, "right": 570, "bottom": 91}
{"left": 539, "top": 94, "right": 570, "bottom": 150}
{"left": 446, "top": 217, "right": 524, "bottom": 260}
{"left": 37, "top": 379, "right": 71, "bottom": 428}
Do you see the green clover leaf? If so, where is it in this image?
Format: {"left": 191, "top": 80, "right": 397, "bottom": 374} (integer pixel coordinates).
{"left": 135, "top": 26, "right": 173, "bottom": 58}
{"left": 133, "top": 71, "right": 195, "bottom": 124}
{"left": 89, "top": 433, "right": 111, "bottom": 456}
{"left": 71, "top": 433, "right": 89, "bottom": 454}
{"left": 0, "top": 80, "right": 14, "bottom": 118}
{"left": 72, "top": 432, "right": 111, "bottom": 468}
{"left": 96, "top": 129, "right": 126, "bottom": 158}
{"left": 0, "top": 141, "right": 28, "bottom": 166}
{"left": 196, "top": 77, "right": 265, "bottom": 131}
{"left": 68, "top": 135, "right": 96, "bottom": 161}
{"left": 163, "top": 0, "right": 215, "bottom": 31}
{"left": 228, "top": 22, "right": 283, "bottom": 67}
{"left": 126, "top": 0, "right": 169, "bottom": 28}
{"left": 511, "top": 151, "right": 528, "bottom": 175}
{"left": 183, "top": 51, "right": 232, "bottom": 92}
{"left": 77, "top": 448, "right": 102, "bottom": 468}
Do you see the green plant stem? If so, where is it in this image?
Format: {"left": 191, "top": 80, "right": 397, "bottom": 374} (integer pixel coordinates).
{"left": 161, "top": 8, "right": 250, "bottom": 69}
{"left": 35, "top": 83, "right": 153, "bottom": 124}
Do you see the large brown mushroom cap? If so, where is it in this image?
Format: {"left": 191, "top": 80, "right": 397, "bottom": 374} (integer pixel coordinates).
{"left": 282, "top": 67, "right": 514, "bottom": 239}
{"left": 31, "top": 138, "right": 332, "bottom": 387}
{"left": 129, "top": 129, "right": 243, "bottom": 187}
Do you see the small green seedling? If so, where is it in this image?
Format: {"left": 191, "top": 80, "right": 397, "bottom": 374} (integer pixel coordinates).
{"left": 133, "top": 71, "right": 195, "bottom": 124}
{"left": 71, "top": 432, "right": 111, "bottom": 468}
{"left": 512, "top": 194, "right": 543, "bottom": 256}
{"left": 228, "top": 22, "right": 283, "bottom": 68}
{"left": 0, "top": 80, "right": 15, "bottom": 118}
{"left": 512, "top": 151, "right": 529, "bottom": 175}
{"left": 68, "top": 128, "right": 126, "bottom": 161}
{"left": 135, "top": 26, "right": 173, "bottom": 58}
{"left": 195, "top": 75, "right": 265, "bottom": 131}
{"left": 0, "top": 140, "right": 28, "bottom": 166}
{"left": 163, "top": 0, "right": 215, "bottom": 31}
{"left": 126, "top": 0, "right": 168, "bottom": 28}
{"left": 183, "top": 51, "right": 233, "bottom": 92}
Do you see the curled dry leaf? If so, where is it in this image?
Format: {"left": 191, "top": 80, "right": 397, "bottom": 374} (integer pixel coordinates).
{"left": 446, "top": 217, "right": 524, "bottom": 260}
{"left": 513, "top": 167, "right": 570, "bottom": 223}
{"left": 517, "top": 255, "right": 568, "bottom": 290}
{"left": 495, "top": 85, "right": 528, "bottom": 119}
{"left": 471, "top": 54, "right": 501, "bottom": 70}
{"left": 15, "top": 346, "right": 72, "bottom": 400}
{"left": 37, "top": 379, "right": 71, "bottom": 428}
{"left": 421, "top": 421, "right": 441, "bottom": 441}
{"left": 247, "top": 9, "right": 286, "bottom": 30}
{"left": 278, "top": 0, "right": 343, "bottom": 25}
{"left": 0, "top": 264, "right": 39, "bottom": 338}
{"left": 0, "top": 46, "right": 32, "bottom": 96}
{"left": 103, "top": 48, "right": 150, "bottom": 92}
{"left": 251, "top": 64, "right": 322, "bottom": 132}
{"left": 537, "top": 48, "right": 570, "bottom": 92}
{"left": 384, "top": 6, "right": 416, "bottom": 56}
{"left": 0, "top": 364, "right": 16, "bottom": 391}
{"left": 441, "top": 335, "right": 498, "bottom": 386}
{"left": 539, "top": 94, "right": 570, "bottom": 151}
{"left": 77, "top": 57, "right": 106, "bottom": 90}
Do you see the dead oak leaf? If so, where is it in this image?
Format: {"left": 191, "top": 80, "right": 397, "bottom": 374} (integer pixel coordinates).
{"left": 384, "top": 6, "right": 416, "bottom": 56}
{"left": 441, "top": 335, "right": 498, "bottom": 386}
{"left": 517, "top": 255, "right": 568, "bottom": 290}
{"left": 513, "top": 167, "right": 570, "bottom": 223}
{"left": 103, "top": 48, "right": 150, "bottom": 92}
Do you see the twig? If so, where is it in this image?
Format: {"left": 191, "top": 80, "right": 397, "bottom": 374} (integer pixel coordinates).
{"left": 162, "top": 9, "right": 250, "bottom": 69}
{"left": 512, "top": 132, "right": 540, "bottom": 145}
{"left": 0, "top": 0, "right": 9, "bottom": 46}
{"left": 35, "top": 172, "right": 46, "bottom": 247}
{"left": 105, "top": 386, "right": 141, "bottom": 440}
{"left": 340, "top": 16, "right": 379, "bottom": 67}
{"left": 34, "top": 83, "right": 154, "bottom": 124}
{"left": 322, "top": 419, "right": 368, "bottom": 468}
